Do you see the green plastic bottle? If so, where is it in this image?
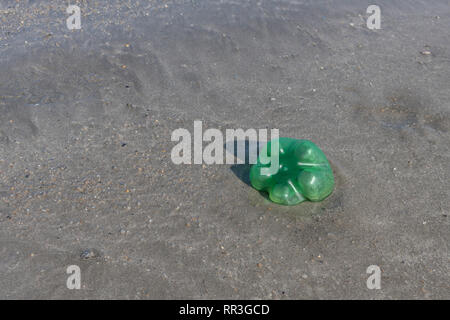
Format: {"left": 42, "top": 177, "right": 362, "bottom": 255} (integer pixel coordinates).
{"left": 250, "top": 138, "right": 334, "bottom": 206}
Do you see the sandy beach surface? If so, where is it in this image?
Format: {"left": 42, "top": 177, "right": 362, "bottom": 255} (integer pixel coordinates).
{"left": 0, "top": 0, "right": 449, "bottom": 299}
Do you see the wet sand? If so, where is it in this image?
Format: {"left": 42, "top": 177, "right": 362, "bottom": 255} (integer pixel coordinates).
{"left": 0, "top": 0, "right": 449, "bottom": 299}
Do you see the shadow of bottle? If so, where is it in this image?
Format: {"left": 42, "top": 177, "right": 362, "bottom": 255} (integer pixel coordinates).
{"left": 224, "top": 139, "right": 260, "bottom": 187}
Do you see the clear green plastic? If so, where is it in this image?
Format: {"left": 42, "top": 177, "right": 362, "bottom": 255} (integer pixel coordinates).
{"left": 250, "top": 138, "right": 334, "bottom": 206}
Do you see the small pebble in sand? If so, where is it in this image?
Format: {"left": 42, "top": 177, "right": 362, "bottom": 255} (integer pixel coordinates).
{"left": 80, "top": 249, "right": 100, "bottom": 260}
